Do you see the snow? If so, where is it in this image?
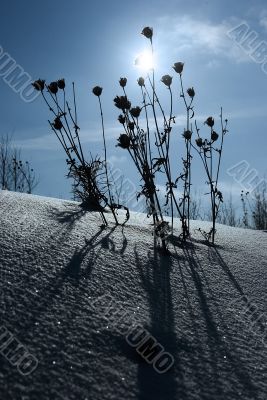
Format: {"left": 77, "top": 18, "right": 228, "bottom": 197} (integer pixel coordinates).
{"left": 0, "top": 190, "right": 266, "bottom": 400}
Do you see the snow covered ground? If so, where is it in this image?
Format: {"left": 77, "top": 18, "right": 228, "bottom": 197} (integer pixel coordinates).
{"left": 0, "top": 190, "right": 266, "bottom": 400}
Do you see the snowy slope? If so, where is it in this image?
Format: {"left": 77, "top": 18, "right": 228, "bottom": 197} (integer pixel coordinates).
{"left": 0, "top": 190, "right": 266, "bottom": 400}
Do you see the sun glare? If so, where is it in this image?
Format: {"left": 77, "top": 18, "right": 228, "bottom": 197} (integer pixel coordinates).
{"left": 135, "top": 50, "right": 155, "bottom": 71}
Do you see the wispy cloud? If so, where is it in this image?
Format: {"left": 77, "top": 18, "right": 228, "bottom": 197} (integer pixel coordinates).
{"left": 156, "top": 15, "right": 253, "bottom": 63}
{"left": 108, "top": 155, "right": 127, "bottom": 164}
{"left": 14, "top": 124, "right": 123, "bottom": 151}
{"left": 14, "top": 113, "right": 208, "bottom": 151}
{"left": 226, "top": 105, "right": 267, "bottom": 120}
{"left": 14, "top": 130, "right": 58, "bottom": 151}
{"left": 14, "top": 101, "right": 266, "bottom": 153}
{"left": 259, "top": 8, "right": 267, "bottom": 31}
{"left": 259, "top": 15, "right": 267, "bottom": 31}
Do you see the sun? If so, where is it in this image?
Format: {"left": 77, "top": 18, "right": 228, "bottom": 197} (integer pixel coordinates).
{"left": 135, "top": 50, "right": 155, "bottom": 71}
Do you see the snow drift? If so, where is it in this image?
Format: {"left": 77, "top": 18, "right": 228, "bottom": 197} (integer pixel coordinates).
{"left": 0, "top": 190, "right": 266, "bottom": 400}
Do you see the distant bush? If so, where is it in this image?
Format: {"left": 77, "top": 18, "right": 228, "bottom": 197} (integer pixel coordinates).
{"left": 216, "top": 195, "right": 240, "bottom": 227}
{"left": 191, "top": 187, "right": 267, "bottom": 231}
{"left": 0, "top": 134, "right": 38, "bottom": 194}
{"left": 240, "top": 184, "right": 267, "bottom": 230}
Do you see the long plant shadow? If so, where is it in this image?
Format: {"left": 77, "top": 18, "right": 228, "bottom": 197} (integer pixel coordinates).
{"left": 134, "top": 240, "right": 184, "bottom": 400}
{"left": 133, "top": 237, "right": 262, "bottom": 400}
{"left": 48, "top": 203, "right": 88, "bottom": 228}
{"left": 0, "top": 216, "right": 132, "bottom": 400}
{"left": 176, "top": 241, "right": 261, "bottom": 399}
{"left": 11, "top": 223, "right": 127, "bottom": 343}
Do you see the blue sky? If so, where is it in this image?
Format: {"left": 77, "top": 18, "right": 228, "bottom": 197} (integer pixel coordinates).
{"left": 0, "top": 0, "right": 266, "bottom": 210}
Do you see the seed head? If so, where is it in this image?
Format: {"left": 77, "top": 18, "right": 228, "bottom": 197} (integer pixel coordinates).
{"left": 128, "top": 122, "right": 135, "bottom": 131}
{"left": 92, "top": 86, "right": 103, "bottom": 97}
{"left": 161, "top": 75, "right": 172, "bottom": 88}
{"left": 205, "top": 117, "right": 214, "bottom": 127}
{"left": 118, "top": 114, "right": 126, "bottom": 124}
{"left": 53, "top": 117, "right": 63, "bottom": 130}
{"left": 183, "top": 130, "right": 192, "bottom": 140}
{"left": 32, "top": 79, "right": 45, "bottom": 91}
{"left": 141, "top": 27, "right": 153, "bottom": 39}
{"left": 195, "top": 137, "right": 203, "bottom": 147}
{"left": 216, "top": 190, "right": 223, "bottom": 201}
{"left": 114, "top": 95, "right": 131, "bottom": 111}
{"left": 187, "top": 87, "right": 195, "bottom": 98}
{"left": 48, "top": 81, "right": 58, "bottom": 94}
{"left": 130, "top": 106, "right": 141, "bottom": 118}
{"left": 137, "top": 77, "right": 145, "bottom": 87}
{"left": 172, "top": 62, "right": 184, "bottom": 74}
{"left": 57, "top": 79, "right": 65, "bottom": 90}
{"left": 211, "top": 131, "right": 219, "bottom": 141}
{"left": 117, "top": 134, "right": 131, "bottom": 149}
{"left": 119, "top": 77, "right": 127, "bottom": 88}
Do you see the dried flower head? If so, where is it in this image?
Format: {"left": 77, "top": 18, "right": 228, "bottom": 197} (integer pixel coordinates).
{"left": 211, "top": 131, "right": 219, "bottom": 141}
{"left": 205, "top": 117, "right": 214, "bottom": 127}
{"left": 187, "top": 87, "right": 195, "bottom": 98}
{"left": 128, "top": 122, "right": 135, "bottom": 131}
{"left": 114, "top": 95, "right": 131, "bottom": 111}
{"left": 195, "top": 137, "right": 203, "bottom": 147}
{"left": 53, "top": 117, "right": 63, "bottom": 130}
{"left": 119, "top": 77, "right": 127, "bottom": 88}
{"left": 161, "top": 75, "right": 172, "bottom": 87}
{"left": 48, "top": 81, "right": 58, "bottom": 94}
{"left": 130, "top": 106, "right": 141, "bottom": 118}
{"left": 137, "top": 77, "right": 145, "bottom": 87}
{"left": 117, "top": 134, "right": 131, "bottom": 149}
{"left": 172, "top": 62, "right": 184, "bottom": 74}
{"left": 92, "top": 86, "right": 103, "bottom": 97}
{"left": 57, "top": 79, "right": 65, "bottom": 90}
{"left": 141, "top": 27, "right": 153, "bottom": 39}
{"left": 216, "top": 190, "right": 223, "bottom": 202}
{"left": 118, "top": 114, "right": 126, "bottom": 124}
{"left": 183, "top": 130, "right": 192, "bottom": 140}
{"left": 32, "top": 79, "right": 45, "bottom": 91}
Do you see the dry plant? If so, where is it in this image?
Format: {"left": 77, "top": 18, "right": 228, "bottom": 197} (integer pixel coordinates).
{"left": 32, "top": 79, "right": 129, "bottom": 226}
{"left": 192, "top": 111, "right": 229, "bottom": 243}
{"left": 241, "top": 184, "right": 267, "bottom": 230}
{"left": 32, "top": 25, "right": 230, "bottom": 250}
{"left": 0, "top": 134, "right": 38, "bottom": 194}
{"left": 115, "top": 26, "right": 228, "bottom": 247}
